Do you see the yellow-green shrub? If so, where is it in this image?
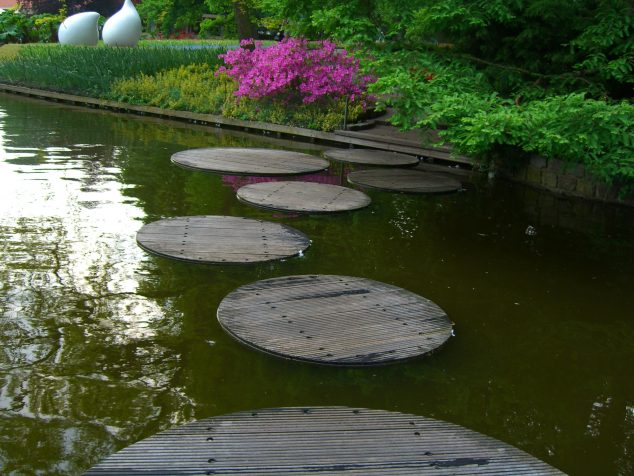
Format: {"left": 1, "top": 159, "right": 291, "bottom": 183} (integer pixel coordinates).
{"left": 109, "top": 65, "right": 366, "bottom": 131}
{"left": 111, "top": 64, "right": 234, "bottom": 113}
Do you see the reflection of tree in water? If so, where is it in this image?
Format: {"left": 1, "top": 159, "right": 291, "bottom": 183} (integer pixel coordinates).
{"left": 0, "top": 96, "right": 196, "bottom": 474}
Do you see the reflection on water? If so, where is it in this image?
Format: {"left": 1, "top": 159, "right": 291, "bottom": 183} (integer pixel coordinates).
{"left": 0, "top": 93, "right": 633, "bottom": 475}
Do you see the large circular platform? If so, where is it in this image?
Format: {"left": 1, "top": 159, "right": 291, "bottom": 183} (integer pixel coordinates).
{"left": 324, "top": 148, "right": 419, "bottom": 166}
{"left": 217, "top": 274, "right": 453, "bottom": 365}
{"left": 86, "top": 406, "right": 565, "bottom": 475}
{"left": 171, "top": 147, "right": 329, "bottom": 175}
{"left": 237, "top": 181, "right": 371, "bottom": 213}
{"left": 348, "top": 168, "right": 462, "bottom": 193}
{"left": 136, "top": 216, "right": 310, "bottom": 264}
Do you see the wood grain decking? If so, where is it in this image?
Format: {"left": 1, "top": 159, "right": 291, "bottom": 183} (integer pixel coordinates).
{"left": 217, "top": 275, "right": 453, "bottom": 365}
{"left": 237, "top": 181, "right": 371, "bottom": 213}
{"left": 136, "top": 216, "right": 310, "bottom": 264}
{"left": 171, "top": 147, "right": 329, "bottom": 176}
{"left": 348, "top": 169, "right": 462, "bottom": 193}
{"left": 85, "top": 406, "right": 565, "bottom": 475}
{"left": 324, "top": 148, "right": 419, "bottom": 166}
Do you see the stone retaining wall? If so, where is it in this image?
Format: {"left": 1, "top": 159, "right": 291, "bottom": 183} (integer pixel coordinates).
{"left": 500, "top": 155, "right": 634, "bottom": 206}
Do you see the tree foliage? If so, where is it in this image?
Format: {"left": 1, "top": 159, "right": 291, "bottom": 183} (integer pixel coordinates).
{"left": 19, "top": 0, "right": 121, "bottom": 16}
{"left": 251, "top": 0, "right": 634, "bottom": 184}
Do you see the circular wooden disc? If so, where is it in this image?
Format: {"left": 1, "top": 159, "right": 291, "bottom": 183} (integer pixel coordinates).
{"left": 171, "top": 147, "right": 329, "bottom": 176}
{"left": 348, "top": 168, "right": 462, "bottom": 193}
{"left": 217, "top": 275, "right": 453, "bottom": 365}
{"left": 324, "top": 148, "right": 419, "bottom": 166}
{"left": 237, "top": 181, "right": 371, "bottom": 213}
{"left": 136, "top": 216, "right": 310, "bottom": 264}
{"left": 86, "top": 406, "right": 564, "bottom": 475}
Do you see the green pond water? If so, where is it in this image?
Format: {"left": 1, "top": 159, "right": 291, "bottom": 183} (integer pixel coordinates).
{"left": 0, "top": 93, "right": 633, "bottom": 475}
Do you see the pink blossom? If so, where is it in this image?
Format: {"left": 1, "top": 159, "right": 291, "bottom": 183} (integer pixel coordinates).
{"left": 217, "top": 38, "right": 373, "bottom": 104}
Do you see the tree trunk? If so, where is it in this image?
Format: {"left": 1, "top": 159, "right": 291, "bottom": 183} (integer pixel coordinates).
{"left": 233, "top": 1, "right": 256, "bottom": 40}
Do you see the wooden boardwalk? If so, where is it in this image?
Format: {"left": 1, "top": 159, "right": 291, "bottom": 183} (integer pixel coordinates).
{"left": 85, "top": 406, "right": 565, "bottom": 475}
{"left": 237, "top": 181, "right": 371, "bottom": 213}
{"left": 324, "top": 148, "right": 419, "bottom": 166}
{"left": 348, "top": 169, "right": 462, "bottom": 193}
{"left": 136, "top": 216, "right": 310, "bottom": 264}
{"left": 171, "top": 147, "right": 329, "bottom": 175}
{"left": 216, "top": 275, "right": 453, "bottom": 365}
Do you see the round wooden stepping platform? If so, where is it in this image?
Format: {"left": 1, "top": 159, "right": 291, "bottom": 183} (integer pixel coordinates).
{"left": 86, "top": 406, "right": 564, "bottom": 475}
{"left": 324, "top": 148, "right": 419, "bottom": 166}
{"left": 237, "top": 181, "right": 371, "bottom": 213}
{"left": 171, "top": 147, "right": 329, "bottom": 176}
{"left": 217, "top": 275, "right": 453, "bottom": 365}
{"left": 136, "top": 216, "right": 310, "bottom": 264}
{"left": 348, "top": 169, "right": 462, "bottom": 193}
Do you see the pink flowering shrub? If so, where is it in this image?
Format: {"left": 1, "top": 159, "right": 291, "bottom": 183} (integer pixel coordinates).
{"left": 217, "top": 38, "right": 373, "bottom": 104}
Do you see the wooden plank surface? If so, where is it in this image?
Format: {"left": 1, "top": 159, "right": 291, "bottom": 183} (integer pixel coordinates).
{"left": 324, "top": 148, "right": 419, "bottom": 166}
{"left": 136, "top": 216, "right": 310, "bottom": 264}
{"left": 85, "top": 406, "right": 565, "bottom": 475}
{"left": 217, "top": 275, "right": 453, "bottom": 365}
{"left": 348, "top": 169, "right": 462, "bottom": 193}
{"left": 237, "top": 181, "right": 371, "bottom": 213}
{"left": 171, "top": 147, "right": 329, "bottom": 176}
{"left": 334, "top": 128, "right": 474, "bottom": 165}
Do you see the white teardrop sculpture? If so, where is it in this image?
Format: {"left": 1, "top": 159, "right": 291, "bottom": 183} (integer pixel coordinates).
{"left": 102, "top": 0, "right": 142, "bottom": 47}
{"left": 58, "top": 12, "right": 100, "bottom": 46}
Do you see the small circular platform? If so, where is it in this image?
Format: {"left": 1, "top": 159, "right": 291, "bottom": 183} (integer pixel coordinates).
{"left": 324, "top": 148, "right": 419, "bottom": 166}
{"left": 136, "top": 216, "right": 310, "bottom": 264}
{"left": 217, "top": 275, "right": 453, "bottom": 365}
{"left": 171, "top": 147, "right": 329, "bottom": 176}
{"left": 237, "top": 181, "right": 371, "bottom": 213}
{"left": 348, "top": 168, "right": 462, "bottom": 193}
{"left": 86, "top": 406, "right": 565, "bottom": 475}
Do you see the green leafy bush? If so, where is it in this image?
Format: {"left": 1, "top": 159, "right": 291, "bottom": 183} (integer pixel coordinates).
{"left": 370, "top": 50, "right": 634, "bottom": 184}
{"left": 0, "top": 9, "right": 62, "bottom": 44}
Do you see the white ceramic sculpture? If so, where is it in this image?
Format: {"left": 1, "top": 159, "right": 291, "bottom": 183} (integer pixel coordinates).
{"left": 58, "top": 12, "right": 100, "bottom": 46}
{"left": 102, "top": 0, "right": 142, "bottom": 47}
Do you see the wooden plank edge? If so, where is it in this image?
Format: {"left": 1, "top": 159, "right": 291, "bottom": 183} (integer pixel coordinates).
{"left": 0, "top": 82, "right": 475, "bottom": 167}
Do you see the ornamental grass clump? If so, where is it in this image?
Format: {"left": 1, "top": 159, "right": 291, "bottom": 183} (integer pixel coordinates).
{"left": 218, "top": 38, "right": 373, "bottom": 105}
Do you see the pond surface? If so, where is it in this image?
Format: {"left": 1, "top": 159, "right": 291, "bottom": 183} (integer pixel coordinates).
{"left": 0, "top": 93, "right": 633, "bottom": 475}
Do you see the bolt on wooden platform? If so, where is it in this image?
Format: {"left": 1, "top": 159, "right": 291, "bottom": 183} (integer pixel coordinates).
{"left": 171, "top": 147, "right": 329, "bottom": 176}
{"left": 136, "top": 216, "right": 310, "bottom": 264}
{"left": 348, "top": 168, "right": 462, "bottom": 193}
{"left": 237, "top": 181, "right": 371, "bottom": 213}
{"left": 217, "top": 274, "right": 453, "bottom": 365}
{"left": 324, "top": 148, "right": 419, "bottom": 166}
{"left": 85, "top": 406, "right": 565, "bottom": 475}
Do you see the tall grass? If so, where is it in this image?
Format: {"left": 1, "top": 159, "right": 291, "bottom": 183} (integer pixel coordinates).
{"left": 0, "top": 44, "right": 226, "bottom": 96}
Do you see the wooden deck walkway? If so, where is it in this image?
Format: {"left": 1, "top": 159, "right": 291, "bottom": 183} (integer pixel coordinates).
{"left": 171, "top": 147, "right": 329, "bottom": 176}
{"left": 136, "top": 216, "right": 310, "bottom": 264}
{"left": 216, "top": 275, "right": 452, "bottom": 365}
{"left": 237, "top": 181, "right": 371, "bottom": 213}
{"left": 348, "top": 169, "right": 462, "bottom": 194}
{"left": 85, "top": 406, "right": 565, "bottom": 475}
{"left": 324, "top": 148, "right": 419, "bottom": 167}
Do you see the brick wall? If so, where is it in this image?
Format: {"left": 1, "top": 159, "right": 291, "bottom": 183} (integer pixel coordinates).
{"left": 500, "top": 156, "right": 634, "bottom": 206}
